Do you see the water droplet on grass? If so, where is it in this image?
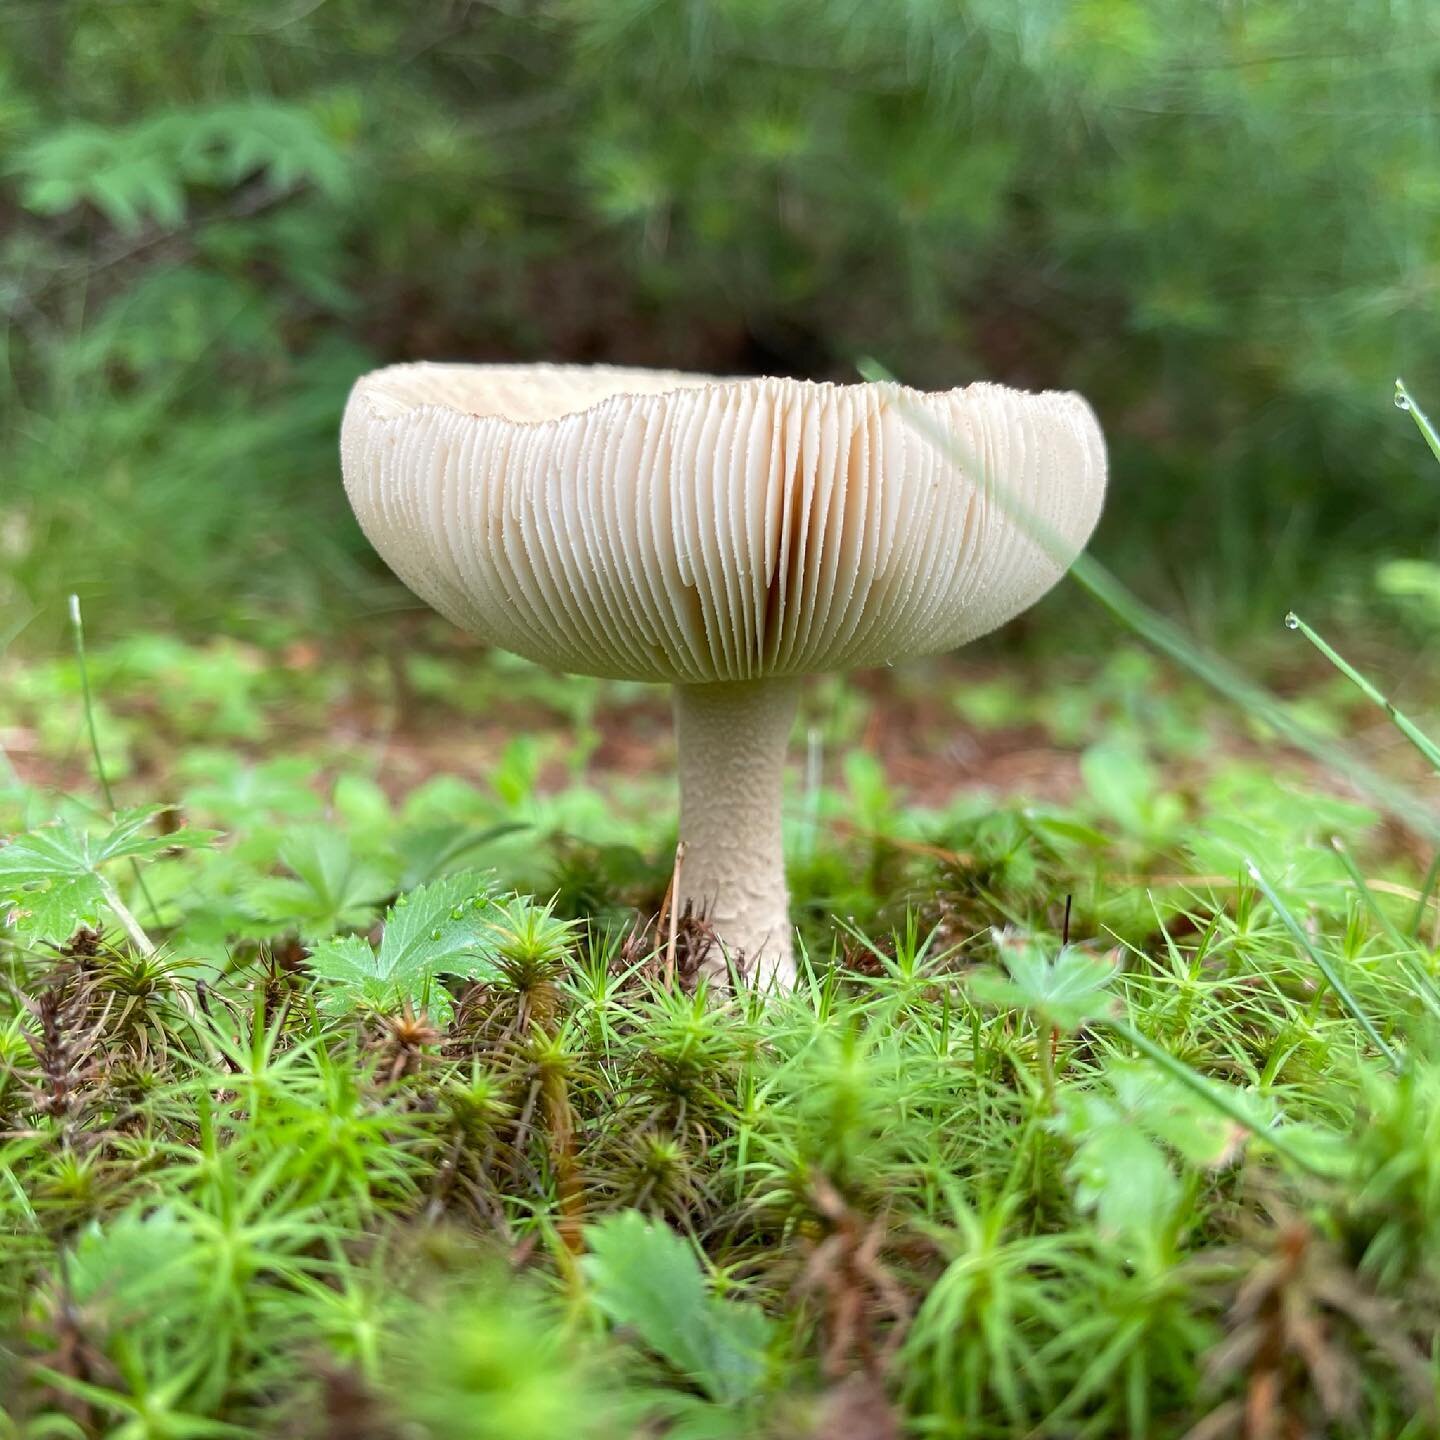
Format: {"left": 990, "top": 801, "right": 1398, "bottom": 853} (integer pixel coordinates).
{"left": 1395, "top": 381, "right": 1411, "bottom": 411}
{"left": 1284, "top": 611, "right": 1300, "bottom": 630}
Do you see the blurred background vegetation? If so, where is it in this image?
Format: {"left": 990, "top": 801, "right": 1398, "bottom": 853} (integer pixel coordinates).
{"left": 3, "top": 0, "right": 1439, "bottom": 648}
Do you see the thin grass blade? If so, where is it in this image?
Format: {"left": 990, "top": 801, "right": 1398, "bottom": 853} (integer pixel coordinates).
{"left": 1329, "top": 837, "right": 1440, "bottom": 1020}
{"left": 1245, "top": 858, "right": 1399, "bottom": 1070}
{"left": 1285, "top": 611, "right": 1440, "bottom": 773}
{"left": 1107, "top": 1018, "right": 1323, "bottom": 1174}
{"left": 1395, "top": 378, "right": 1440, "bottom": 466}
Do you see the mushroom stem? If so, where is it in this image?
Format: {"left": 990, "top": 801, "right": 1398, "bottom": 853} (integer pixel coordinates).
{"left": 672, "top": 676, "right": 801, "bottom": 991}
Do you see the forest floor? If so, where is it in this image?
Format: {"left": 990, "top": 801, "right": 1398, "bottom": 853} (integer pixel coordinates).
{"left": 3, "top": 620, "right": 1440, "bottom": 1439}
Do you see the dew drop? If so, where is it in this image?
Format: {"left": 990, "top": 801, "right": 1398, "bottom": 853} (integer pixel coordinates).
{"left": 430, "top": 927, "right": 443, "bottom": 942}
{"left": 1395, "top": 381, "right": 1411, "bottom": 411}
{"left": 450, "top": 906, "right": 464, "bottom": 920}
{"left": 1283, "top": 611, "right": 1300, "bottom": 630}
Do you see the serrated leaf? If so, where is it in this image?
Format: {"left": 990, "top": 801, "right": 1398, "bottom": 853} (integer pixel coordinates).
{"left": 1106, "top": 1060, "right": 1252, "bottom": 1169}
{"left": 377, "top": 871, "right": 499, "bottom": 989}
{"left": 251, "top": 827, "right": 394, "bottom": 940}
{"left": 582, "top": 1211, "right": 771, "bottom": 1405}
{"left": 1060, "top": 1109, "right": 1179, "bottom": 1244}
{"left": 971, "top": 934, "right": 1119, "bottom": 1031}
{"left": 2, "top": 869, "right": 104, "bottom": 944}
{"left": 95, "top": 808, "right": 218, "bottom": 863}
{"left": 0, "top": 809, "right": 216, "bottom": 944}
{"left": 304, "top": 870, "right": 498, "bottom": 1016}
{"left": 306, "top": 934, "right": 386, "bottom": 991}
{"left": 1053, "top": 1058, "right": 1256, "bottom": 1246}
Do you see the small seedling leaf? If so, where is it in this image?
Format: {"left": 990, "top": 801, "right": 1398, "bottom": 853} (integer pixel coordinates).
{"left": 971, "top": 932, "right": 1119, "bottom": 1032}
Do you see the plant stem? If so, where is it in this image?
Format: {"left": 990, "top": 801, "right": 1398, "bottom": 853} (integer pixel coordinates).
{"left": 96, "top": 874, "right": 155, "bottom": 957}
{"left": 69, "top": 593, "right": 162, "bottom": 926}
{"left": 69, "top": 595, "right": 117, "bottom": 812}
{"left": 1037, "top": 1023, "right": 1058, "bottom": 1110}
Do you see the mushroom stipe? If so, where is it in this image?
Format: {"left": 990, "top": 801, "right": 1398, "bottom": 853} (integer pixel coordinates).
{"left": 341, "top": 363, "right": 1107, "bottom": 990}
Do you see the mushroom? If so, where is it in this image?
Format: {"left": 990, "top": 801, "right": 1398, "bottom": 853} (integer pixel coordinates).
{"left": 340, "top": 364, "right": 1106, "bottom": 991}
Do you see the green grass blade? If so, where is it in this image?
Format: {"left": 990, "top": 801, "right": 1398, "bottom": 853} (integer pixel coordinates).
{"left": 1329, "top": 837, "right": 1440, "bottom": 1020}
{"left": 69, "top": 594, "right": 118, "bottom": 813}
{"left": 1412, "top": 849, "right": 1440, "bottom": 939}
{"left": 1395, "top": 378, "right": 1440, "bottom": 467}
{"left": 895, "top": 397, "right": 1440, "bottom": 844}
{"left": 1285, "top": 611, "right": 1440, "bottom": 773}
{"left": 1107, "top": 1018, "right": 1323, "bottom": 1174}
{"left": 69, "top": 593, "right": 162, "bottom": 927}
{"left": 1246, "top": 858, "right": 1400, "bottom": 1070}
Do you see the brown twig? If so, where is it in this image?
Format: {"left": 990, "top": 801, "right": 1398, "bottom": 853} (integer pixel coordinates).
{"left": 659, "top": 840, "right": 686, "bottom": 989}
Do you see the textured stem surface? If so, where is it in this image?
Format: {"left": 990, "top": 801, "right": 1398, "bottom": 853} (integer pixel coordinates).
{"left": 673, "top": 678, "right": 800, "bottom": 990}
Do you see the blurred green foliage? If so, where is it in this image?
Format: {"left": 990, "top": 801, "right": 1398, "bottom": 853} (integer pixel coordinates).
{"left": 2, "top": 0, "right": 1439, "bottom": 641}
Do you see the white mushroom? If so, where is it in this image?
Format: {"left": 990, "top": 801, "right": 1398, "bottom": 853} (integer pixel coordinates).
{"left": 340, "top": 363, "right": 1107, "bottom": 991}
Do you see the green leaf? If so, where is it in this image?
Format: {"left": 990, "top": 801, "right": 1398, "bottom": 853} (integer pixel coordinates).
{"left": 1080, "top": 739, "right": 1156, "bottom": 835}
{"left": 1105, "top": 1060, "right": 1250, "bottom": 1169}
{"left": 1053, "top": 1058, "right": 1254, "bottom": 1245}
{"left": 971, "top": 933, "right": 1120, "bottom": 1032}
{"left": 0, "top": 861, "right": 103, "bottom": 944}
{"left": 1055, "top": 1098, "right": 1179, "bottom": 1244}
{"left": 305, "top": 870, "right": 498, "bottom": 1016}
{"left": 305, "top": 934, "right": 386, "bottom": 990}
{"left": 395, "top": 821, "right": 530, "bottom": 890}
{"left": 377, "top": 872, "right": 499, "bottom": 988}
{"left": 96, "top": 808, "right": 216, "bottom": 864}
{"left": 1024, "top": 810, "right": 1111, "bottom": 851}
{"left": 251, "top": 828, "right": 394, "bottom": 940}
{"left": 0, "top": 808, "right": 215, "bottom": 944}
{"left": 490, "top": 738, "right": 540, "bottom": 808}
{"left": 582, "top": 1211, "right": 771, "bottom": 1406}
{"left": 180, "top": 753, "right": 324, "bottom": 825}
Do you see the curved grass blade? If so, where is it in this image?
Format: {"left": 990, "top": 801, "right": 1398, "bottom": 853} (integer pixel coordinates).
{"left": 1412, "top": 849, "right": 1440, "bottom": 939}
{"left": 69, "top": 592, "right": 163, "bottom": 927}
{"left": 893, "top": 392, "right": 1440, "bottom": 846}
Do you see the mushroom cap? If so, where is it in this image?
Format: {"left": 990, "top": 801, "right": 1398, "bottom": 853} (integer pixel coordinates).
{"left": 341, "top": 363, "right": 1106, "bottom": 683}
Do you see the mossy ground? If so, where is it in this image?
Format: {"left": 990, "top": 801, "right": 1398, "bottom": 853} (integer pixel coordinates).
{"left": 3, "top": 621, "right": 1439, "bottom": 1439}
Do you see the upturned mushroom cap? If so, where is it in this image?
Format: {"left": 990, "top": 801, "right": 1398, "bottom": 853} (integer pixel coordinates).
{"left": 340, "top": 363, "right": 1106, "bottom": 681}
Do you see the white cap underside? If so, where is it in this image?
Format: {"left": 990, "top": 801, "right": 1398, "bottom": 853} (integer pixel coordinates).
{"left": 341, "top": 363, "right": 1107, "bottom": 682}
